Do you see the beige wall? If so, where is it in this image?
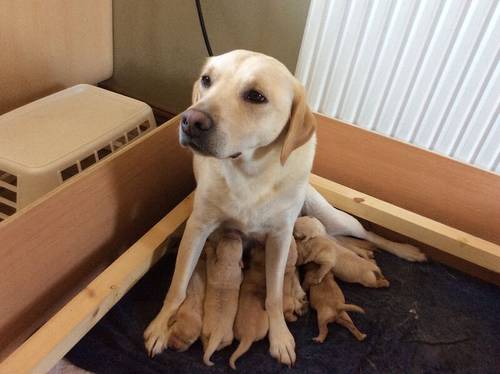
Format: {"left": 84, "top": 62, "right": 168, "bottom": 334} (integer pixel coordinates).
{"left": 0, "top": 0, "right": 112, "bottom": 114}
{"left": 106, "top": 0, "right": 310, "bottom": 114}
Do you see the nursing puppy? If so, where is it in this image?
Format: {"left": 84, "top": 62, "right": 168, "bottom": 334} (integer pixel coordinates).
{"left": 202, "top": 233, "right": 243, "bottom": 366}
{"left": 167, "top": 254, "right": 206, "bottom": 352}
{"left": 144, "top": 50, "right": 425, "bottom": 365}
{"left": 294, "top": 216, "right": 389, "bottom": 288}
{"left": 230, "top": 245, "right": 268, "bottom": 369}
{"left": 283, "top": 239, "right": 307, "bottom": 322}
{"left": 304, "top": 264, "right": 366, "bottom": 343}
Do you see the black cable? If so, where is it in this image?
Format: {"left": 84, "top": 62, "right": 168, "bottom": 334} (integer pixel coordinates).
{"left": 195, "top": 0, "right": 213, "bottom": 57}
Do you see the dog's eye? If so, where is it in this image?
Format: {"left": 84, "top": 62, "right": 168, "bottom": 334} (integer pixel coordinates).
{"left": 244, "top": 89, "right": 267, "bottom": 104}
{"left": 201, "top": 75, "right": 211, "bottom": 88}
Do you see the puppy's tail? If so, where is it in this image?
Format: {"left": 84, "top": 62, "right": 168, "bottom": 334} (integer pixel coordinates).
{"left": 339, "top": 304, "right": 365, "bottom": 314}
{"left": 229, "top": 338, "right": 253, "bottom": 370}
{"left": 203, "top": 330, "right": 223, "bottom": 366}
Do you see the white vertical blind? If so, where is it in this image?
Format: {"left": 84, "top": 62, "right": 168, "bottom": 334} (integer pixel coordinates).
{"left": 296, "top": 0, "right": 500, "bottom": 173}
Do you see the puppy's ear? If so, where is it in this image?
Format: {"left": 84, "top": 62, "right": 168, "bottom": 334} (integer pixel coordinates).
{"left": 280, "top": 82, "right": 316, "bottom": 165}
{"left": 192, "top": 80, "right": 201, "bottom": 104}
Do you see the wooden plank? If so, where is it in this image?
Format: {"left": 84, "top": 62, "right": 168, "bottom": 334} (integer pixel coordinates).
{"left": 0, "top": 194, "right": 193, "bottom": 374}
{"left": 312, "top": 113, "right": 500, "bottom": 245}
{"left": 310, "top": 174, "right": 500, "bottom": 274}
{"left": 0, "top": 116, "right": 195, "bottom": 360}
{"left": 359, "top": 221, "right": 500, "bottom": 286}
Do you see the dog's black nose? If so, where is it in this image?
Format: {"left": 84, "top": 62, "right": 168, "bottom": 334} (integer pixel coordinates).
{"left": 181, "top": 109, "right": 213, "bottom": 138}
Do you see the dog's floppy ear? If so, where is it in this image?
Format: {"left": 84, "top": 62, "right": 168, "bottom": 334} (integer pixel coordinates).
{"left": 280, "top": 83, "right": 316, "bottom": 165}
{"left": 192, "top": 80, "right": 201, "bottom": 104}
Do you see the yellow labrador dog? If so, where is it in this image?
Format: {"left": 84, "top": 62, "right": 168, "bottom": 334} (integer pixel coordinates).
{"left": 144, "top": 50, "right": 425, "bottom": 365}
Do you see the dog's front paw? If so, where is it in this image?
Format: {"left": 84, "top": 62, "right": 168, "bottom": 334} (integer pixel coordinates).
{"left": 269, "top": 320, "right": 296, "bottom": 367}
{"left": 144, "top": 310, "right": 174, "bottom": 357}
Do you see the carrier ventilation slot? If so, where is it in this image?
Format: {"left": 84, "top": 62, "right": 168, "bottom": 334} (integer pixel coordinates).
{"left": 0, "top": 170, "right": 17, "bottom": 221}
{"left": 97, "top": 145, "right": 112, "bottom": 160}
{"left": 112, "top": 136, "right": 127, "bottom": 151}
{"left": 60, "top": 164, "right": 79, "bottom": 181}
{"left": 58, "top": 122, "right": 152, "bottom": 184}
{"left": 139, "top": 121, "right": 150, "bottom": 133}
{"left": 0, "top": 202, "right": 16, "bottom": 215}
{"left": 80, "top": 154, "right": 97, "bottom": 170}
{"left": 126, "top": 128, "right": 139, "bottom": 142}
{"left": 0, "top": 170, "right": 17, "bottom": 187}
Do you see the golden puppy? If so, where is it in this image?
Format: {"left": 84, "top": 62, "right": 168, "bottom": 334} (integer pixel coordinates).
{"left": 167, "top": 253, "right": 206, "bottom": 351}
{"left": 304, "top": 264, "right": 366, "bottom": 343}
{"left": 283, "top": 238, "right": 307, "bottom": 322}
{"left": 294, "top": 216, "right": 389, "bottom": 288}
{"left": 202, "top": 233, "right": 243, "bottom": 366}
{"left": 230, "top": 245, "right": 268, "bottom": 369}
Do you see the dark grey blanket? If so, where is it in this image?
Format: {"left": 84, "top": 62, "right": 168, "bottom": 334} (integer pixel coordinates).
{"left": 67, "top": 247, "right": 500, "bottom": 373}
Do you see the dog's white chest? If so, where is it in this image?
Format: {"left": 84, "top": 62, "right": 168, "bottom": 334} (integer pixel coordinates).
{"left": 205, "top": 176, "right": 304, "bottom": 237}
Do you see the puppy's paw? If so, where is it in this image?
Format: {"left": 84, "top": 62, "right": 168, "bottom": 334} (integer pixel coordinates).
{"left": 310, "top": 274, "right": 322, "bottom": 285}
{"left": 294, "top": 295, "right": 309, "bottom": 316}
{"left": 285, "top": 312, "right": 298, "bottom": 322}
{"left": 359, "top": 249, "right": 375, "bottom": 260}
{"left": 296, "top": 302, "right": 309, "bottom": 316}
{"left": 312, "top": 335, "right": 325, "bottom": 343}
{"left": 357, "top": 333, "right": 368, "bottom": 341}
{"left": 376, "top": 278, "right": 390, "bottom": 288}
{"left": 269, "top": 322, "right": 296, "bottom": 367}
{"left": 144, "top": 312, "right": 174, "bottom": 357}
{"left": 396, "top": 243, "right": 427, "bottom": 262}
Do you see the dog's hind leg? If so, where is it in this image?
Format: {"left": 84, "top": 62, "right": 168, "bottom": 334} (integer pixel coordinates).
{"left": 303, "top": 185, "right": 366, "bottom": 237}
{"left": 303, "top": 185, "right": 426, "bottom": 262}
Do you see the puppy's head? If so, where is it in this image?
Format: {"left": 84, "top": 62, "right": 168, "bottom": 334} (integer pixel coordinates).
{"left": 168, "top": 321, "right": 201, "bottom": 352}
{"left": 293, "top": 216, "right": 326, "bottom": 241}
{"left": 180, "top": 50, "right": 315, "bottom": 164}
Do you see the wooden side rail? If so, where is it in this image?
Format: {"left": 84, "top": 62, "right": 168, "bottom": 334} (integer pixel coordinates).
{"left": 0, "top": 194, "right": 193, "bottom": 374}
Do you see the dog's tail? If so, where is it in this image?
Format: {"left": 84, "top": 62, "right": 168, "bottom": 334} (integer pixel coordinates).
{"left": 229, "top": 338, "right": 253, "bottom": 370}
{"left": 339, "top": 303, "right": 365, "bottom": 314}
{"left": 203, "top": 330, "right": 224, "bottom": 366}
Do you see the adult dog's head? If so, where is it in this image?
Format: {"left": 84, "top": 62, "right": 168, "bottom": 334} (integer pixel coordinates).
{"left": 179, "top": 50, "right": 316, "bottom": 165}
